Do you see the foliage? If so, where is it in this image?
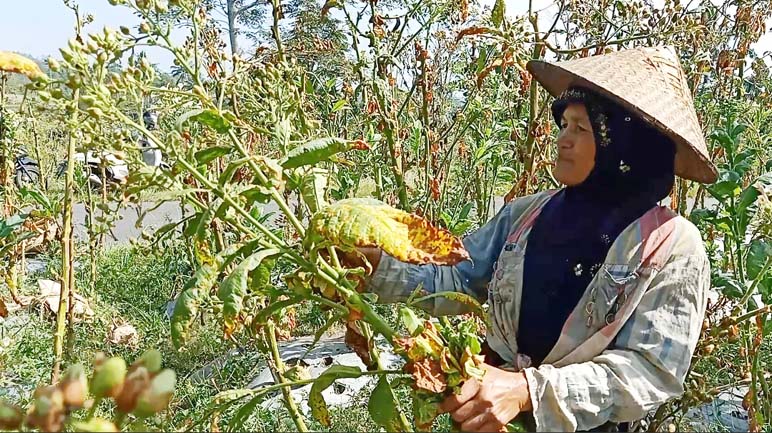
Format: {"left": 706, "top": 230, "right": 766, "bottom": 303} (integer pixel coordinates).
{"left": 0, "top": 0, "right": 770, "bottom": 431}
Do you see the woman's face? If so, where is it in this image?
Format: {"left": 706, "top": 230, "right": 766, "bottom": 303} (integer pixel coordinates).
{"left": 554, "top": 103, "right": 596, "bottom": 186}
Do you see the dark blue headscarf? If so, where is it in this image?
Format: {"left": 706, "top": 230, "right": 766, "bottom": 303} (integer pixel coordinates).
{"left": 516, "top": 87, "right": 676, "bottom": 366}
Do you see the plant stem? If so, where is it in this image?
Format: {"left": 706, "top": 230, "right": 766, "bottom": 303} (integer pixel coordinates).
{"left": 52, "top": 86, "right": 79, "bottom": 383}
{"left": 265, "top": 320, "right": 308, "bottom": 432}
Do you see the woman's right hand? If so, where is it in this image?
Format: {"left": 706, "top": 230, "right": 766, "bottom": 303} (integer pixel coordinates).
{"left": 339, "top": 247, "right": 382, "bottom": 272}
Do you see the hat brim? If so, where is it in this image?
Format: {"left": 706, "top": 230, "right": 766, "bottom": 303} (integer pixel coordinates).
{"left": 527, "top": 59, "right": 718, "bottom": 184}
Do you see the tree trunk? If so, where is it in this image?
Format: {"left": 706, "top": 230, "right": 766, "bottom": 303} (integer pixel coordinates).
{"left": 226, "top": 0, "right": 239, "bottom": 57}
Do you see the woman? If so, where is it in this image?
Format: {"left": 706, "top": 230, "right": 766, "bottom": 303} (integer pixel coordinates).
{"left": 362, "top": 46, "right": 716, "bottom": 431}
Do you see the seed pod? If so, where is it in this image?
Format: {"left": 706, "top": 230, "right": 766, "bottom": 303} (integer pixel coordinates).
{"left": 60, "top": 364, "right": 89, "bottom": 410}
{"left": 133, "top": 369, "right": 176, "bottom": 418}
{"left": 26, "top": 385, "right": 66, "bottom": 432}
{"left": 120, "top": 26, "right": 131, "bottom": 35}
{"left": 90, "top": 356, "right": 127, "bottom": 399}
{"left": 155, "top": 0, "right": 169, "bottom": 13}
{"left": 0, "top": 400, "right": 23, "bottom": 430}
{"left": 71, "top": 418, "right": 119, "bottom": 432}
{"left": 47, "top": 58, "right": 61, "bottom": 72}
{"left": 134, "top": 349, "right": 163, "bottom": 373}
{"left": 139, "top": 22, "right": 151, "bottom": 34}
{"left": 116, "top": 366, "right": 151, "bottom": 414}
{"left": 87, "top": 107, "right": 105, "bottom": 119}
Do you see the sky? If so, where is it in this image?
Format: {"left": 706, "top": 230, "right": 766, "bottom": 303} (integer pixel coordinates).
{"left": 1, "top": 0, "right": 771, "bottom": 70}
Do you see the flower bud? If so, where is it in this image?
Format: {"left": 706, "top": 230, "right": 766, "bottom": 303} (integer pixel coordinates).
{"left": 60, "top": 364, "right": 89, "bottom": 410}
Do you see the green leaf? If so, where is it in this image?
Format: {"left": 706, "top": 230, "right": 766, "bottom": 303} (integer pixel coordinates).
{"left": 177, "top": 109, "right": 232, "bottom": 133}
{"left": 491, "top": 0, "right": 505, "bottom": 27}
{"left": 368, "top": 376, "right": 402, "bottom": 432}
{"left": 400, "top": 306, "right": 425, "bottom": 337}
{"left": 299, "top": 167, "right": 329, "bottom": 213}
{"left": 253, "top": 297, "right": 299, "bottom": 325}
{"left": 281, "top": 137, "right": 366, "bottom": 169}
{"left": 737, "top": 173, "right": 772, "bottom": 235}
{"left": 746, "top": 240, "right": 772, "bottom": 281}
{"left": 713, "top": 273, "right": 744, "bottom": 299}
{"left": 195, "top": 146, "right": 232, "bottom": 165}
{"left": 331, "top": 99, "right": 349, "bottom": 113}
{"left": 227, "top": 394, "right": 264, "bottom": 432}
{"left": 309, "top": 365, "right": 363, "bottom": 426}
{"left": 217, "top": 249, "right": 281, "bottom": 327}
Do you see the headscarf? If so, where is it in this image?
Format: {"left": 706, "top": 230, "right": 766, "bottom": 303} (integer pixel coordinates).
{"left": 516, "top": 86, "right": 676, "bottom": 366}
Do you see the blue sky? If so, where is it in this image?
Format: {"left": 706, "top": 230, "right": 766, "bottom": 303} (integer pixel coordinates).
{"left": 2, "top": 1, "right": 770, "bottom": 71}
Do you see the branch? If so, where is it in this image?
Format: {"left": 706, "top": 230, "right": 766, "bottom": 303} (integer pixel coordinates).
{"left": 544, "top": 33, "right": 652, "bottom": 54}
{"left": 236, "top": 0, "right": 263, "bottom": 17}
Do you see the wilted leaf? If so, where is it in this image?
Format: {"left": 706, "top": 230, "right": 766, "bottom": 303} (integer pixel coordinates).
{"left": 368, "top": 377, "right": 402, "bottom": 432}
{"left": 171, "top": 248, "right": 231, "bottom": 348}
{"left": 321, "top": 0, "right": 342, "bottom": 17}
{"left": 217, "top": 248, "right": 281, "bottom": 333}
{"left": 299, "top": 167, "right": 330, "bottom": 213}
{"left": 309, "top": 365, "right": 363, "bottom": 426}
{"left": 281, "top": 137, "right": 369, "bottom": 169}
{"left": 306, "top": 198, "right": 469, "bottom": 265}
{"left": 0, "top": 51, "right": 46, "bottom": 80}
{"left": 410, "top": 291, "right": 488, "bottom": 326}
{"left": 345, "top": 321, "right": 374, "bottom": 367}
{"left": 405, "top": 357, "right": 446, "bottom": 393}
{"left": 412, "top": 390, "right": 443, "bottom": 431}
{"left": 109, "top": 321, "right": 139, "bottom": 347}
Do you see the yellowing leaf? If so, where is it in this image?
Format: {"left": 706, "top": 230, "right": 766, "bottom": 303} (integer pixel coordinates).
{"left": 309, "top": 365, "right": 363, "bottom": 426}
{"left": 0, "top": 51, "right": 46, "bottom": 80}
{"left": 306, "top": 198, "right": 469, "bottom": 265}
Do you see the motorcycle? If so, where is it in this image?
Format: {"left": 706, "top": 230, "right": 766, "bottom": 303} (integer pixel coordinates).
{"left": 14, "top": 147, "right": 42, "bottom": 189}
{"left": 56, "top": 110, "right": 166, "bottom": 189}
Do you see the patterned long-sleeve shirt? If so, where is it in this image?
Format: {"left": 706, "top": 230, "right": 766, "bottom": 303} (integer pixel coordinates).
{"left": 366, "top": 191, "right": 709, "bottom": 432}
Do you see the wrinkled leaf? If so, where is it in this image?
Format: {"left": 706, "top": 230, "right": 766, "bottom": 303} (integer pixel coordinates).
{"left": 0, "top": 51, "right": 46, "bottom": 79}
{"left": 405, "top": 358, "right": 446, "bottom": 393}
{"left": 299, "top": 167, "right": 330, "bottom": 213}
{"left": 306, "top": 198, "right": 469, "bottom": 265}
{"left": 177, "top": 109, "right": 232, "bottom": 133}
{"left": 309, "top": 365, "right": 363, "bottom": 426}
{"left": 368, "top": 376, "right": 402, "bottom": 432}
{"left": 171, "top": 245, "right": 240, "bottom": 348}
{"left": 217, "top": 249, "right": 281, "bottom": 331}
{"left": 412, "top": 390, "right": 442, "bottom": 431}
{"left": 281, "top": 137, "right": 369, "bottom": 169}
{"left": 410, "top": 291, "right": 488, "bottom": 326}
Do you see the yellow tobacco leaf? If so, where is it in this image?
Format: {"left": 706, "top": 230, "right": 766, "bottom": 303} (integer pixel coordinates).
{"left": 0, "top": 51, "right": 46, "bottom": 80}
{"left": 306, "top": 198, "right": 470, "bottom": 265}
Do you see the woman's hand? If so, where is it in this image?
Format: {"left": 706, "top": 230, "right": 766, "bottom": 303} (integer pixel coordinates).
{"left": 440, "top": 363, "right": 532, "bottom": 432}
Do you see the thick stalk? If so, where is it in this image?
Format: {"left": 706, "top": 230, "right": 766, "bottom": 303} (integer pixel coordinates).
{"left": 52, "top": 87, "right": 79, "bottom": 382}
{"left": 270, "top": 0, "right": 285, "bottom": 61}
{"left": 265, "top": 320, "right": 308, "bottom": 432}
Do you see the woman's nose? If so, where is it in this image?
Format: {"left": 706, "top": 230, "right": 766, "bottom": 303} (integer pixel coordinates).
{"left": 557, "top": 130, "right": 573, "bottom": 148}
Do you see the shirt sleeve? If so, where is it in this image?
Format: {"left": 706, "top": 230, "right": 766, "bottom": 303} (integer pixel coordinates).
{"left": 365, "top": 199, "right": 522, "bottom": 316}
{"left": 523, "top": 252, "right": 710, "bottom": 431}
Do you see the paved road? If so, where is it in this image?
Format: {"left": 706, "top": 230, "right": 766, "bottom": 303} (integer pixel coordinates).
{"left": 68, "top": 193, "right": 717, "bottom": 246}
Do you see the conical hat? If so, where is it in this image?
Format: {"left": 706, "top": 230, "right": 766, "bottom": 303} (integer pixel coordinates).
{"left": 527, "top": 46, "right": 718, "bottom": 184}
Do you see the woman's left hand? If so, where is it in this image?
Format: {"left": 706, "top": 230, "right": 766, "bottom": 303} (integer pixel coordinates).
{"left": 439, "top": 363, "right": 533, "bottom": 432}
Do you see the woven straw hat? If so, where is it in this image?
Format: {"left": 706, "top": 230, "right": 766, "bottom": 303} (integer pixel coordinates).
{"left": 527, "top": 45, "right": 718, "bottom": 184}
